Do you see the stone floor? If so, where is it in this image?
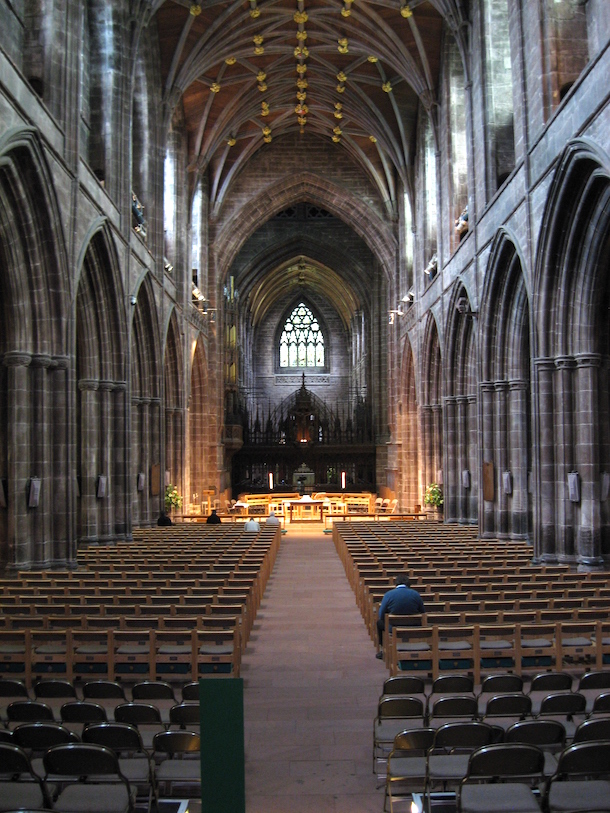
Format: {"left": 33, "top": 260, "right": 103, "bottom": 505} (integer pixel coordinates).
{"left": 239, "top": 524, "right": 388, "bottom": 812}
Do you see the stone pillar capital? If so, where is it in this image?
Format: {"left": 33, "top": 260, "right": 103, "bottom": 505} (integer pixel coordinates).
{"left": 554, "top": 355, "right": 576, "bottom": 370}
{"left": 479, "top": 381, "right": 495, "bottom": 393}
{"left": 4, "top": 351, "right": 32, "bottom": 368}
{"left": 78, "top": 378, "right": 99, "bottom": 392}
{"left": 575, "top": 353, "right": 602, "bottom": 369}
{"left": 31, "top": 354, "right": 54, "bottom": 368}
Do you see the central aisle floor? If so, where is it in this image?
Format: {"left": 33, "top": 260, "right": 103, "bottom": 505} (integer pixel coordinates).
{"left": 241, "top": 527, "right": 388, "bottom": 812}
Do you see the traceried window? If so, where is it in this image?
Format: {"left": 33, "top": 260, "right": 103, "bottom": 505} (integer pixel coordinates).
{"left": 279, "top": 303, "right": 325, "bottom": 368}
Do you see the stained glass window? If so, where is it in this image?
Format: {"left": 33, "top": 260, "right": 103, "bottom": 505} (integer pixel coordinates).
{"left": 279, "top": 303, "right": 325, "bottom": 368}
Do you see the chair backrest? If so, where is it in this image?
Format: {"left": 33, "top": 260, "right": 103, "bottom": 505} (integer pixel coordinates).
{"left": 538, "top": 691, "right": 586, "bottom": 716}
{"left": 483, "top": 693, "right": 532, "bottom": 717}
{"left": 529, "top": 672, "right": 573, "bottom": 693}
{"left": 34, "top": 680, "right": 77, "bottom": 699}
{"left": 0, "top": 678, "right": 29, "bottom": 699}
{"left": 479, "top": 674, "right": 524, "bottom": 694}
{"left": 82, "top": 722, "right": 145, "bottom": 751}
{"left": 13, "top": 721, "right": 79, "bottom": 751}
{"left": 591, "top": 692, "right": 610, "bottom": 714}
{"left": 181, "top": 682, "right": 199, "bottom": 701}
{"left": 429, "top": 695, "right": 478, "bottom": 719}
{"left": 465, "top": 743, "right": 545, "bottom": 780}
{"left": 577, "top": 671, "right": 610, "bottom": 693}
{"left": 392, "top": 727, "right": 435, "bottom": 754}
{"left": 554, "top": 741, "right": 610, "bottom": 777}
{"left": 572, "top": 717, "right": 610, "bottom": 743}
{"left": 114, "top": 702, "right": 163, "bottom": 725}
{"left": 433, "top": 721, "right": 495, "bottom": 750}
{"left": 7, "top": 700, "right": 55, "bottom": 722}
{"left": 132, "top": 681, "right": 176, "bottom": 702}
{"left": 153, "top": 730, "right": 200, "bottom": 755}
{"left": 505, "top": 719, "right": 566, "bottom": 748}
{"left": 60, "top": 701, "right": 107, "bottom": 724}
{"left": 82, "top": 680, "right": 127, "bottom": 700}
{"left": 382, "top": 676, "right": 426, "bottom": 696}
{"left": 431, "top": 675, "right": 474, "bottom": 695}
{"left": 377, "top": 696, "right": 424, "bottom": 719}
{"left": 169, "top": 702, "right": 200, "bottom": 727}
{"left": 43, "top": 742, "right": 125, "bottom": 776}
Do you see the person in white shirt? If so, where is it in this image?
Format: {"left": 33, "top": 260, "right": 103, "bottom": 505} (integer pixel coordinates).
{"left": 265, "top": 510, "right": 280, "bottom": 526}
{"left": 244, "top": 517, "right": 260, "bottom": 531}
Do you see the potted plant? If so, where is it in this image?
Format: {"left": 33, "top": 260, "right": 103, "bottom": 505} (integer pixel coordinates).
{"left": 164, "top": 484, "right": 183, "bottom": 514}
{"left": 423, "top": 483, "right": 443, "bottom": 517}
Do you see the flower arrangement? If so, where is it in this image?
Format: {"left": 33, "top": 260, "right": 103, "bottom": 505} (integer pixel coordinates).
{"left": 164, "top": 484, "right": 183, "bottom": 512}
{"left": 424, "top": 483, "right": 443, "bottom": 509}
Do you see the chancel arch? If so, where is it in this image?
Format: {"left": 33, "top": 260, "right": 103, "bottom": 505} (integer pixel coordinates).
{"left": 76, "top": 222, "right": 127, "bottom": 545}
{"left": 444, "top": 283, "right": 478, "bottom": 525}
{"left": 479, "top": 231, "right": 532, "bottom": 542}
{"left": 535, "top": 141, "right": 610, "bottom": 565}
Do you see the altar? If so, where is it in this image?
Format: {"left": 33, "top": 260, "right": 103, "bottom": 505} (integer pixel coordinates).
{"left": 287, "top": 496, "right": 325, "bottom": 522}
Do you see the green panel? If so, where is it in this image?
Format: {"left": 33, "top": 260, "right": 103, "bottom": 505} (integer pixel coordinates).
{"left": 200, "top": 678, "right": 245, "bottom": 813}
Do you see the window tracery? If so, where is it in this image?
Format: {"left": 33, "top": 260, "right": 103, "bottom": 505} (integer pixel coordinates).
{"left": 279, "top": 303, "right": 325, "bottom": 368}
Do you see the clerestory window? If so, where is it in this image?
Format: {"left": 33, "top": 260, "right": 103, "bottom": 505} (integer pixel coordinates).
{"left": 279, "top": 303, "right": 325, "bottom": 368}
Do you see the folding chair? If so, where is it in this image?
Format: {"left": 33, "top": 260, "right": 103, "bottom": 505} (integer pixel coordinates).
{"left": 456, "top": 743, "right": 545, "bottom": 813}
{"left": 373, "top": 696, "right": 425, "bottom": 773}
{"left": 43, "top": 742, "right": 136, "bottom": 813}
{"left": 0, "top": 742, "right": 52, "bottom": 811}
{"left": 542, "top": 741, "right": 610, "bottom": 813}
{"left": 505, "top": 719, "right": 566, "bottom": 778}
{"left": 384, "top": 728, "right": 435, "bottom": 813}
{"left": 425, "top": 721, "right": 496, "bottom": 796}
{"left": 152, "top": 730, "right": 201, "bottom": 797}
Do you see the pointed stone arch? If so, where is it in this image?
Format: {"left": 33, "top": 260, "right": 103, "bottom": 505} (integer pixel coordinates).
{"left": 444, "top": 282, "right": 478, "bottom": 524}
{"left": 398, "top": 333, "right": 420, "bottom": 512}
{"left": 479, "top": 230, "right": 532, "bottom": 541}
{"left": 421, "top": 312, "right": 443, "bottom": 506}
{"left": 164, "top": 309, "right": 185, "bottom": 503}
{"left": 534, "top": 139, "right": 610, "bottom": 565}
{"left": 131, "top": 274, "right": 161, "bottom": 526}
{"left": 0, "top": 127, "right": 71, "bottom": 568}
{"left": 76, "top": 221, "right": 128, "bottom": 544}
{"left": 188, "top": 337, "right": 217, "bottom": 511}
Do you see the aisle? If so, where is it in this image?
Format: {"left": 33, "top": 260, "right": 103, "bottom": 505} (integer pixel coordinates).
{"left": 241, "top": 527, "right": 388, "bottom": 813}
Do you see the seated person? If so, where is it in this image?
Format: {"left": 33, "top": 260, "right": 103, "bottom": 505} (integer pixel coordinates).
{"left": 265, "top": 510, "right": 280, "bottom": 526}
{"left": 244, "top": 517, "right": 260, "bottom": 531}
{"left": 157, "top": 510, "right": 173, "bottom": 526}
{"left": 376, "top": 574, "right": 424, "bottom": 658}
{"left": 206, "top": 508, "right": 221, "bottom": 524}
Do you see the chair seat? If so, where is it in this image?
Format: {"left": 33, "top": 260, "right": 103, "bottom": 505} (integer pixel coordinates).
{"left": 0, "top": 644, "right": 26, "bottom": 654}
{"left": 428, "top": 753, "right": 471, "bottom": 781}
{"left": 156, "top": 760, "right": 201, "bottom": 782}
{"left": 479, "top": 639, "right": 512, "bottom": 650}
{"left": 561, "top": 637, "right": 593, "bottom": 647}
{"left": 438, "top": 641, "right": 471, "bottom": 651}
{"left": 375, "top": 719, "right": 424, "bottom": 743}
{"left": 117, "top": 644, "right": 150, "bottom": 654}
{"left": 55, "top": 782, "right": 135, "bottom": 813}
{"left": 76, "top": 644, "right": 108, "bottom": 655}
{"left": 199, "top": 645, "right": 233, "bottom": 655}
{"left": 35, "top": 644, "right": 67, "bottom": 654}
{"left": 387, "top": 755, "right": 427, "bottom": 779}
{"left": 460, "top": 782, "right": 541, "bottom": 813}
{"left": 521, "top": 639, "right": 552, "bottom": 648}
{"left": 543, "top": 752, "right": 558, "bottom": 777}
{"left": 1, "top": 782, "right": 47, "bottom": 810}
{"left": 547, "top": 779, "right": 610, "bottom": 812}
{"left": 396, "top": 643, "right": 430, "bottom": 652}
{"left": 158, "top": 645, "right": 191, "bottom": 655}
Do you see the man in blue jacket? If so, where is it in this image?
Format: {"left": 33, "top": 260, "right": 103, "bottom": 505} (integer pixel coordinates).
{"left": 376, "top": 575, "right": 424, "bottom": 659}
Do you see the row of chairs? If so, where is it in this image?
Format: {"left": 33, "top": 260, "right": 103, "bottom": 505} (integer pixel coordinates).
{"left": 0, "top": 626, "right": 240, "bottom": 687}
{"left": 1, "top": 728, "right": 200, "bottom": 813}
{"left": 387, "top": 619, "right": 610, "bottom": 680}
{"left": 384, "top": 724, "right": 610, "bottom": 813}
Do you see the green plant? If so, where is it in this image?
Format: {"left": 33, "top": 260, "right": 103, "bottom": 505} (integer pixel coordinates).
{"left": 164, "top": 484, "right": 183, "bottom": 512}
{"left": 424, "top": 482, "right": 443, "bottom": 509}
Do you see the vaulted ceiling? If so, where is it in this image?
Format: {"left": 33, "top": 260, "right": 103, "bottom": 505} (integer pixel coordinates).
{"left": 151, "top": 0, "right": 467, "bottom": 210}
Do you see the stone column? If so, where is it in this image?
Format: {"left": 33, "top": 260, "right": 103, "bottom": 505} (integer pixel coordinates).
{"left": 78, "top": 378, "right": 99, "bottom": 543}
{"left": 31, "top": 354, "right": 53, "bottom": 566}
{"left": 574, "top": 354, "right": 603, "bottom": 568}
{"left": 98, "top": 380, "right": 114, "bottom": 542}
{"left": 554, "top": 357, "right": 576, "bottom": 562}
{"left": 599, "top": 358, "right": 610, "bottom": 561}
{"left": 421, "top": 405, "right": 433, "bottom": 501}
{"left": 467, "top": 395, "right": 478, "bottom": 523}
{"left": 432, "top": 403, "right": 443, "bottom": 484}
{"left": 150, "top": 397, "right": 161, "bottom": 517}
{"left": 113, "top": 381, "right": 128, "bottom": 540}
{"left": 51, "top": 356, "right": 71, "bottom": 564}
{"left": 4, "top": 352, "right": 32, "bottom": 569}
{"left": 534, "top": 359, "right": 557, "bottom": 561}
{"left": 494, "top": 382, "right": 509, "bottom": 537}
{"left": 457, "top": 396, "right": 467, "bottom": 523}
{"left": 444, "top": 396, "right": 457, "bottom": 522}
{"left": 480, "top": 382, "right": 495, "bottom": 538}
{"left": 508, "top": 379, "right": 529, "bottom": 539}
